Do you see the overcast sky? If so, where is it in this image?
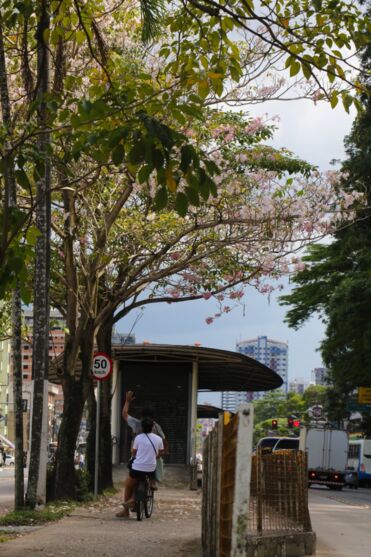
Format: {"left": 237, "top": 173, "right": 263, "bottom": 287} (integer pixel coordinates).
{"left": 116, "top": 99, "right": 355, "bottom": 406}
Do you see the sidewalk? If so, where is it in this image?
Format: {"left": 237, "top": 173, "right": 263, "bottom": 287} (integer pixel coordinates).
{"left": 0, "top": 470, "right": 202, "bottom": 557}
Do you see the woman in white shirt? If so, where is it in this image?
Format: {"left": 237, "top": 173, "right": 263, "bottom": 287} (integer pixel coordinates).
{"left": 117, "top": 417, "right": 164, "bottom": 518}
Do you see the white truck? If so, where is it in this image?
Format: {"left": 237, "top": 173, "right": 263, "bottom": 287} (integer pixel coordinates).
{"left": 299, "top": 427, "right": 348, "bottom": 490}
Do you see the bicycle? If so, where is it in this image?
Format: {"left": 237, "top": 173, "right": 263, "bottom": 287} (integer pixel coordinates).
{"left": 132, "top": 473, "right": 154, "bottom": 521}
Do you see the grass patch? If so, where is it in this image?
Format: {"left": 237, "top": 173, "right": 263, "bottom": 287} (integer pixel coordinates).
{"left": 103, "top": 486, "right": 118, "bottom": 496}
{"left": 0, "top": 502, "right": 75, "bottom": 526}
{"left": 0, "top": 532, "right": 14, "bottom": 542}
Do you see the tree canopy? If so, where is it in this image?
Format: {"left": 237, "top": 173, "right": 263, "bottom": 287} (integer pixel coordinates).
{"left": 1, "top": 0, "right": 370, "bottom": 299}
{"left": 1, "top": 0, "right": 371, "bottom": 501}
{"left": 280, "top": 22, "right": 371, "bottom": 428}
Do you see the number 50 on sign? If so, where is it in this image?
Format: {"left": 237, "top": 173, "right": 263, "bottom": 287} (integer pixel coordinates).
{"left": 91, "top": 352, "right": 113, "bottom": 381}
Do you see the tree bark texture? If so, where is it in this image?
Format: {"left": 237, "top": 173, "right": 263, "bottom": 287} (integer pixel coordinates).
{"left": 11, "top": 289, "right": 25, "bottom": 508}
{"left": 27, "top": 0, "right": 51, "bottom": 508}
{"left": 0, "top": 23, "right": 25, "bottom": 510}
{"left": 53, "top": 320, "right": 94, "bottom": 499}
{"left": 53, "top": 374, "right": 86, "bottom": 499}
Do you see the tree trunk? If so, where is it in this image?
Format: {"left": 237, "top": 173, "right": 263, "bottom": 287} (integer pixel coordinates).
{"left": 27, "top": 0, "right": 51, "bottom": 508}
{"left": 53, "top": 320, "right": 94, "bottom": 499}
{"left": 53, "top": 374, "right": 85, "bottom": 500}
{"left": 11, "top": 289, "right": 25, "bottom": 509}
{"left": 0, "top": 23, "right": 25, "bottom": 510}
{"left": 86, "top": 382, "right": 97, "bottom": 491}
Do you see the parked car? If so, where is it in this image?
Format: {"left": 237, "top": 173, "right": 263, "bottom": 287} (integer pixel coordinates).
{"left": 255, "top": 437, "right": 299, "bottom": 453}
{"left": 5, "top": 454, "right": 15, "bottom": 466}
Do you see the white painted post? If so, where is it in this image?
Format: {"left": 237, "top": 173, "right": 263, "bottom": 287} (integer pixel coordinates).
{"left": 190, "top": 360, "right": 198, "bottom": 489}
{"left": 110, "top": 360, "right": 120, "bottom": 465}
{"left": 34, "top": 381, "right": 49, "bottom": 504}
{"left": 231, "top": 403, "right": 254, "bottom": 557}
{"left": 94, "top": 381, "right": 101, "bottom": 497}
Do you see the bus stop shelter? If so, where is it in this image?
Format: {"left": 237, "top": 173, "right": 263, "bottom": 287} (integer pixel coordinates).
{"left": 110, "top": 344, "right": 283, "bottom": 470}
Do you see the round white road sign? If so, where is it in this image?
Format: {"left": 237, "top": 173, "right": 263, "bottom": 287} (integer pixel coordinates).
{"left": 91, "top": 352, "right": 113, "bottom": 381}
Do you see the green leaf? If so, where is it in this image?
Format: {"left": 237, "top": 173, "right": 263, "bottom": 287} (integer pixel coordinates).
{"left": 180, "top": 145, "right": 194, "bottom": 173}
{"left": 204, "top": 159, "right": 220, "bottom": 176}
{"left": 20, "top": 284, "right": 32, "bottom": 305}
{"left": 301, "top": 62, "right": 312, "bottom": 80}
{"left": 185, "top": 187, "right": 200, "bottom": 206}
{"left": 137, "top": 165, "right": 152, "bottom": 184}
{"left": 111, "top": 144, "right": 125, "bottom": 166}
{"left": 175, "top": 192, "right": 188, "bottom": 216}
{"left": 15, "top": 170, "right": 30, "bottom": 190}
{"left": 290, "top": 61, "right": 301, "bottom": 77}
{"left": 154, "top": 187, "right": 168, "bottom": 210}
{"left": 76, "top": 30, "right": 86, "bottom": 45}
{"left": 151, "top": 147, "right": 164, "bottom": 170}
{"left": 129, "top": 141, "right": 146, "bottom": 165}
{"left": 342, "top": 94, "right": 353, "bottom": 114}
{"left": 330, "top": 92, "right": 339, "bottom": 109}
{"left": 198, "top": 169, "right": 209, "bottom": 200}
{"left": 172, "top": 109, "right": 186, "bottom": 125}
{"left": 178, "top": 104, "right": 204, "bottom": 120}
{"left": 26, "top": 226, "right": 41, "bottom": 245}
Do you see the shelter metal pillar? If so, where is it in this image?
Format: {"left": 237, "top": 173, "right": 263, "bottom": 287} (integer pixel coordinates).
{"left": 190, "top": 360, "right": 198, "bottom": 489}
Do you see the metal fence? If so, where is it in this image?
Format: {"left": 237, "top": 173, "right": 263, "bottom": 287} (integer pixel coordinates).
{"left": 202, "top": 405, "right": 313, "bottom": 557}
{"left": 248, "top": 450, "right": 312, "bottom": 535}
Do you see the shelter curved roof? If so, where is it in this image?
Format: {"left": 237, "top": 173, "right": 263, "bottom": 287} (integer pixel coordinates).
{"left": 113, "top": 343, "right": 282, "bottom": 392}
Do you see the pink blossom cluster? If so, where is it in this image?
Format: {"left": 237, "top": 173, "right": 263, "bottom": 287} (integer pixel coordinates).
{"left": 211, "top": 125, "right": 236, "bottom": 141}
{"left": 245, "top": 117, "right": 264, "bottom": 135}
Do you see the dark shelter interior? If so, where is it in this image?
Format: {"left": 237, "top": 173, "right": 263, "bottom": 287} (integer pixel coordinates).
{"left": 119, "top": 362, "right": 190, "bottom": 465}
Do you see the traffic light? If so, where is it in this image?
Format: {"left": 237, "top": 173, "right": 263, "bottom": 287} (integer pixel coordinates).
{"left": 288, "top": 416, "right": 300, "bottom": 428}
{"left": 271, "top": 419, "right": 278, "bottom": 430}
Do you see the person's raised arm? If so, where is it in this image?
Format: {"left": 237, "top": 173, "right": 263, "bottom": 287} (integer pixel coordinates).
{"left": 122, "top": 390, "right": 135, "bottom": 422}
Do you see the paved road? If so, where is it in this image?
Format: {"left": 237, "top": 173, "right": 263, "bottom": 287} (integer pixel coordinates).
{"left": 309, "top": 486, "right": 371, "bottom": 557}
{"left": 0, "top": 468, "right": 15, "bottom": 504}
{"left": 0, "top": 467, "right": 27, "bottom": 513}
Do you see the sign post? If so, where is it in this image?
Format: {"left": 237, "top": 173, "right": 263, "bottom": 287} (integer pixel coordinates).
{"left": 91, "top": 352, "right": 113, "bottom": 497}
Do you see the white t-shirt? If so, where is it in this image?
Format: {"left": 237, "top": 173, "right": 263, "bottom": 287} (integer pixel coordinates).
{"left": 127, "top": 415, "right": 165, "bottom": 439}
{"left": 132, "top": 433, "right": 164, "bottom": 472}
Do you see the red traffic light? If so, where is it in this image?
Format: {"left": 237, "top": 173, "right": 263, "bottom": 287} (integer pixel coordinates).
{"left": 288, "top": 416, "right": 300, "bottom": 428}
{"left": 271, "top": 419, "right": 278, "bottom": 429}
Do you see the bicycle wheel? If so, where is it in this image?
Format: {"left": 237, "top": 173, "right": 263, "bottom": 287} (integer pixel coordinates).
{"left": 144, "top": 483, "right": 154, "bottom": 518}
{"left": 136, "top": 500, "right": 144, "bottom": 521}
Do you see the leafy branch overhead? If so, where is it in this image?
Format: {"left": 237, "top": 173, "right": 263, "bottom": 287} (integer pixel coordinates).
{"left": 280, "top": 24, "right": 371, "bottom": 402}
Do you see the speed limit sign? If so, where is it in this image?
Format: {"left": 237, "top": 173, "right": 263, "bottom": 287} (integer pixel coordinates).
{"left": 91, "top": 352, "right": 113, "bottom": 381}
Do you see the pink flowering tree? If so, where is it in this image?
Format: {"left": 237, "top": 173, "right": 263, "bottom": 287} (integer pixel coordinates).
{"left": 49, "top": 106, "right": 365, "bottom": 494}
{"left": 1, "top": 0, "right": 369, "bottom": 500}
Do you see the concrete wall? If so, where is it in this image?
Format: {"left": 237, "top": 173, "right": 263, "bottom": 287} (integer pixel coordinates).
{"left": 244, "top": 532, "right": 316, "bottom": 557}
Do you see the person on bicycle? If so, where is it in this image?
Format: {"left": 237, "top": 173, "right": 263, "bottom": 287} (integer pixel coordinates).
{"left": 122, "top": 390, "right": 168, "bottom": 453}
{"left": 122, "top": 390, "right": 169, "bottom": 489}
{"left": 117, "top": 417, "right": 164, "bottom": 518}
